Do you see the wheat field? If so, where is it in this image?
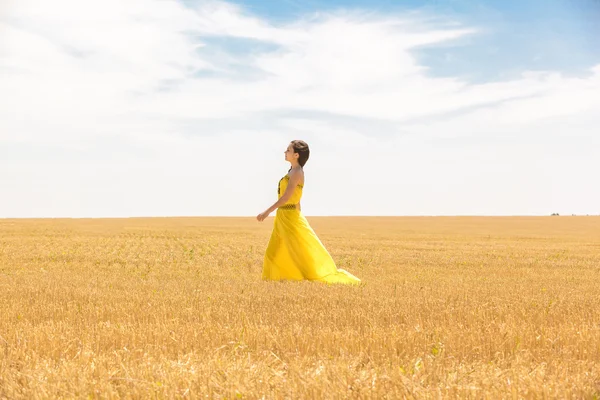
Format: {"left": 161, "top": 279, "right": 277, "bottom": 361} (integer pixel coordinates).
{"left": 1, "top": 216, "right": 599, "bottom": 399}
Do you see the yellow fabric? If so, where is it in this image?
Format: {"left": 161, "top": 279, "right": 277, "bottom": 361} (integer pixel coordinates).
{"left": 262, "top": 174, "right": 362, "bottom": 285}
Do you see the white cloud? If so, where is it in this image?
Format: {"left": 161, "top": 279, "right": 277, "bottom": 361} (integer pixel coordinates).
{"left": 0, "top": 0, "right": 598, "bottom": 217}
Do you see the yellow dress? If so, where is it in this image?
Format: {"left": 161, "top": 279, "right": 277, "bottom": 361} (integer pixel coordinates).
{"left": 262, "top": 174, "right": 361, "bottom": 285}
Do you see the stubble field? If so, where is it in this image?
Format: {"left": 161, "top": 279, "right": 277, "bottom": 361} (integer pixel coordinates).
{"left": 1, "top": 216, "right": 600, "bottom": 399}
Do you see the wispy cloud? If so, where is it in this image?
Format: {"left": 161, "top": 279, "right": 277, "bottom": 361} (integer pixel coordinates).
{"left": 1, "top": 0, "right": 598, "bottom": 217}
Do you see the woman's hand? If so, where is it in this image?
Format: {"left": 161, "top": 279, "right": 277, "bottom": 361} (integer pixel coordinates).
{"left": 256, "top": 211, "right": 270, "bottom": 222}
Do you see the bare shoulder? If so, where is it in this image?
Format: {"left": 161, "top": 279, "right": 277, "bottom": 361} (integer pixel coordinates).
{"left": 288, "top": 168, "right": 305, "bottom": 185}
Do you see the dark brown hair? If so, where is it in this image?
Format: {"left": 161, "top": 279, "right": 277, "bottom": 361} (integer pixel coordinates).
{"left": 291, "top": 140, "right": 310, "bottom": 168}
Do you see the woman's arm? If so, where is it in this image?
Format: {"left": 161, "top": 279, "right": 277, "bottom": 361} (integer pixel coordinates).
{"left": 257, "top": 171, "right": 302, "bottom": 221}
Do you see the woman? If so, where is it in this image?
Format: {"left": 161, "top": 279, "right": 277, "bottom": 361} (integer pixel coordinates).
{"left": 257, "top": 140, "right": 361, "bottom": 285}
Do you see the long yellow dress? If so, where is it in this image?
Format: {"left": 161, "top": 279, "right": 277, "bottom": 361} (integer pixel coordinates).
{"left": 262, "top": 174, "right": 361, "bottom": 285}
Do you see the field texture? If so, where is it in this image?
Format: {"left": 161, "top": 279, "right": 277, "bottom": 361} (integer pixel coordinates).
{"left": 1, "top": 216, "right": 600, "bottom": 399}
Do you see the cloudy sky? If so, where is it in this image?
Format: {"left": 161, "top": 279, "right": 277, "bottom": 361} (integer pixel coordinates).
{"left": 1, "top": 0, "right": 599, "bottom": 217}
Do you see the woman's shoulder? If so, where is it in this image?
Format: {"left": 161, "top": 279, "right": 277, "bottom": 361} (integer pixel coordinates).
{"left": 291, "top": 166, "right": 304, "bottom": 174}
{"left": 287, "top": 168, "right": 305, "bottom": 184}
{"left": 288, "top": 168, "right": 304, "bottom": 178}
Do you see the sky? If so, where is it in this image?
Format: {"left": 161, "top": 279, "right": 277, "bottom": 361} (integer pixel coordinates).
{"left": 1, "top": 0, "right": 599, "bottom": 217}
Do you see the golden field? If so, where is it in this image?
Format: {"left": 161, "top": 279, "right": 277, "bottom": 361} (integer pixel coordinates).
{"left": 1, "top": 216, "right": 600, "bottom": 399}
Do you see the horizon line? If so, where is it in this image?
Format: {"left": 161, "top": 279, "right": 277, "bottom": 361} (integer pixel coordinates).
{"left": 1, "top": 214, "right": 598, "bottom": 220}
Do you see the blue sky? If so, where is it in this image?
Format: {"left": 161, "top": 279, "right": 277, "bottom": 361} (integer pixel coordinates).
{"left": 1, "top": 0, "right": 599, "bottom": 217}
{"left": 219, "top": 0, "right": 600, "bottom": 81}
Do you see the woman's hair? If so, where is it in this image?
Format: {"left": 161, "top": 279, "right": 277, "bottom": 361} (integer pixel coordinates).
{"left": 291, "top": 140, "right": 310, "bottom": 168}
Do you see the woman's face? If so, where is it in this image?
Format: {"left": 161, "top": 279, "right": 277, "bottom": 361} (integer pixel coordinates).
{"left": 284, "top": 143, "right": 297, "bottom": 162}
